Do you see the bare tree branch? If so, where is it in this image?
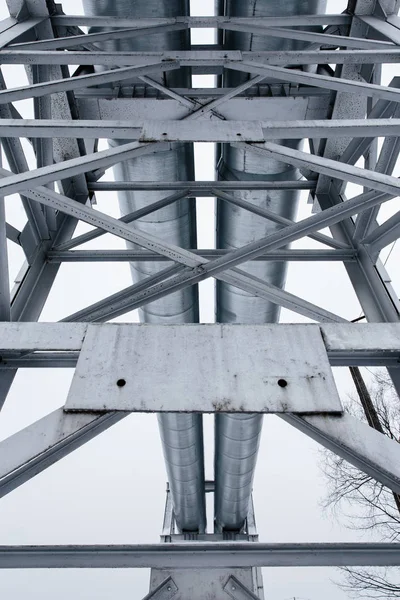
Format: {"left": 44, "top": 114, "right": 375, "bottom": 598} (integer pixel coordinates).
{"left": 320, "top": 369, "right": 400, "bottom": 598}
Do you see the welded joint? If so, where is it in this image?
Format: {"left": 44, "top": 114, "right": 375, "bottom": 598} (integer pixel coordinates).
{"left": 142, "top": 577, "right": 178, "bottom": 600}
{"left": 359, "top": 240, "right": 380, "bottom": 264}
{"left": 375, "top": 0, "right": 388, "bottom": 19}
{"left": 15, "top": 3, "right": 30, "bottom": 23}
{"left": 224, "top": 576, "right": 261, "bottom": 600}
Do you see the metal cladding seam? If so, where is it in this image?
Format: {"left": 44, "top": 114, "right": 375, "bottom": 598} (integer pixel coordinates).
{"left": 81, "top": 0, "right": 206, "bottom": 533}
{"left": 214, "top": 0, "right": 327, "bottom": 532}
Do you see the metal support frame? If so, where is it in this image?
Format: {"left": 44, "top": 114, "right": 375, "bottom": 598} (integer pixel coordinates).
{"left": 0, "top": 0, "right": 400, "bottom": 587}
{"left": 0, "top": 407, "right": 127, "bottom": 499}
{"left": 2, "top": 49, "right": 400, "bottom": 68}
{"left": 0, "top": 323, "right": 400, "bottom": 502}
{"left": 0, "top": 543, "right": 400, "bottom": 569}
{"left": 2, "top": 118, "right": 400, "bottom": 139}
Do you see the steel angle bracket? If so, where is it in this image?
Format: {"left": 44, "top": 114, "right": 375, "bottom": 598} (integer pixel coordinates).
{"left": 65, "top": 323, "right": 343, "bottom": 413}
{"left": 142, "top": 576, "right": 178, "bottom": 600}
{"left": 224, "top": 575, "right": 261, "bottom": 600}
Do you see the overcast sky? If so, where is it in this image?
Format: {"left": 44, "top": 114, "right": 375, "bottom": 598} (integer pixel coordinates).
{"left": 0, "top": 0, "right": 399, "bottom": 598}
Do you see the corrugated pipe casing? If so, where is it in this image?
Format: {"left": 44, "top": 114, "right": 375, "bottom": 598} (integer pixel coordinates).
{"left": 82, "top": 0, "right": 206, "bottom": 533}
{"left": 214, "top": 0, "right": 327, "bottom": 532}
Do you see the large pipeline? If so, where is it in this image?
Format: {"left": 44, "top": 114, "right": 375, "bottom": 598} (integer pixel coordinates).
{"left": 214, "top": 0, "right": 327, "bottom": 531}
{"left": 82, "top": 0, "right": 206, "bottom": 533}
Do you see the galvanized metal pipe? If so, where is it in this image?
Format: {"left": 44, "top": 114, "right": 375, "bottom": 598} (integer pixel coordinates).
{"left": 82, "top": 0, "right": 206, "bottom": 533}
{"left": 214, "top": 0, "right": 327, "bottom": 532}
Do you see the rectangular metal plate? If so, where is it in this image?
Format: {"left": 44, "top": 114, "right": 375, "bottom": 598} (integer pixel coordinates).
{"left": 139, "top": 120, "right": 265, "bottom": 142}
{"left": 66, "top": 324, "right": 342, "bottom": 413}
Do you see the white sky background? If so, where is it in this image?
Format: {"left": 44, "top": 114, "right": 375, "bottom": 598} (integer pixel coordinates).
{"left": 0, "top": 0, "right": 399, "bottom": 598}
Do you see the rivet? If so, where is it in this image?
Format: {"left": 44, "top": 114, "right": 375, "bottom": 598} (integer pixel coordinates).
{"left": 167, "top": 586, "right": 172, "bottom": 591}
{"left": 277, "top": 378, "right": 288, "bottom": 388}
{"left": 232, "top": 585, "right": 236, "bottom": 590}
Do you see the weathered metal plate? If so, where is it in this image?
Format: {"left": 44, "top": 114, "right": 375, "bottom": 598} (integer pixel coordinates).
{"left": 66, "top": 324, "right": 342, "bottom": 413}
{"left": 0, "top": 323, "right": 87, "bottom": 350}
{"left": 150, "top": 568, "right": 256, "bottom": 600}
{"left": 139, "top": 120, "right": 265, "bottom": 143}
{"left": 321, "top": 323, "right": 400, "bottom": 352}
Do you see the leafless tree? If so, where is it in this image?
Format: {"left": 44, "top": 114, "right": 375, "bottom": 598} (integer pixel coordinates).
{"left": 321, "top": 369, "right": 400, "bottom": 599}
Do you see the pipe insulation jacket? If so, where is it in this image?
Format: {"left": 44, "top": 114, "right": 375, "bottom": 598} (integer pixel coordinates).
{"left": 214, "top": 0, "right": 327, "bottom": 532}
{"left": 82, "top": 0, "right": 206, "bottom": 533}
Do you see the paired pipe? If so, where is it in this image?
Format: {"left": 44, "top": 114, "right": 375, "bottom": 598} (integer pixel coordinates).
{"left": 82, "top": 0, "right": 327, "bottom": 533}
{"left": 214, "top": 0, "right": 327, "bottom": 531}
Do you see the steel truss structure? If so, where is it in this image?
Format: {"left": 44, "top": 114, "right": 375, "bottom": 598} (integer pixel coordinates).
{"left": 1, "top": 0, "right": 400, "bottom": 597}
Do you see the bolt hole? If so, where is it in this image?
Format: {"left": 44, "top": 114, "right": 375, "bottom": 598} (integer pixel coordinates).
{"left": 162, "top": 132, "right": 168, "bottom": 136}
{"left": 236, "top": 133, "right": 242, "bottom": 136}
{"left": 116, "top": 379, "right": 126, "bottom": 387}
{"left": 278, "top": 379, "right": 288, "bottom": 388}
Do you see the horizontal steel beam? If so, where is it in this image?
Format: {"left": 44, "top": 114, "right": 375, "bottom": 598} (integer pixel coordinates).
{"left": 0, "top": 323, "right": 399, "bottom": 369}
{"left": 46, "top": 249, "right": 356, "bottom": 263}
{"left": 89, "top": 180, "right": 316, "bottom": 192}
{"left": 1, "top": 543, "right": 399, "bottom": 568}
{"left": 2, "top": 118, "right": 400, "bottom": 139}
{"left": 1, "top": 50, "right": 399, "bottom": 66}
{"left": 4, "top": 322, "right": 399, "bottom": 351}
{"left": 4, "top": 349, "right": 398, "bottom": 369}
{"left": 50, "top": 15, "right": 353, "bottom": 28}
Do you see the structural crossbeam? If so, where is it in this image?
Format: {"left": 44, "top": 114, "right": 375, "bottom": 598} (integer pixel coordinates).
{"left": 1, "top": 50, "right": 400, "bottom": 66}
{"left": 50, "top": 15, "right": 353, "bottom": 28}
{"left": 2, "top": 118, "right": 400, "bottom": 139}
{"left": 1, "top": 543, "right": 399, "bottom": 569}
{"left": 47, "top": 249, "right": 357, "bottom": 263}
